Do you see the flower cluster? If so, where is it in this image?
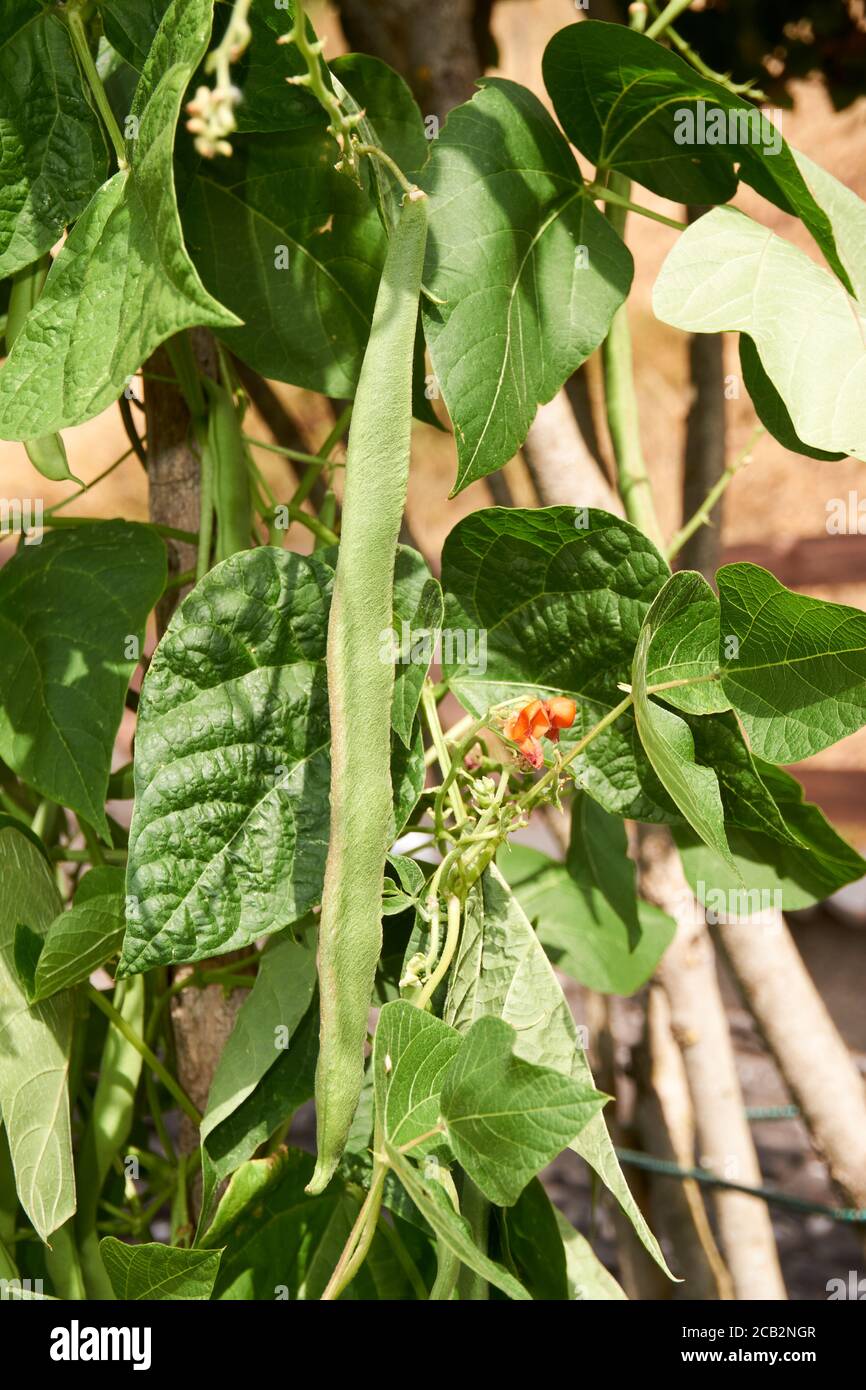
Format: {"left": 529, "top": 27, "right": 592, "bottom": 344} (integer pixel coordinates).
{"left": 502, "top": 696, "right": 577, "bottom": 769}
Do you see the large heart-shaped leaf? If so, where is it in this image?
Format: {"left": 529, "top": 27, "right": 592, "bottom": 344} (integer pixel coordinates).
{"left": 0, "top": 2, "right": 107, "bottom": 278}
{"left": 643, "top": 570, "right": 729, "bottom": 716}
{"left": 373, "top": 1000, "right": 461, "bottom": 1152}
{"left": 0, "top": 522, "right": 166, "bottom": 837}
{"left": 181, "top": 38, "right": 426, "bottom": 397}
{"left": 717, "top": 562, "right": 866, "bottom": 761}
{"left": 421, "top": 78, "right": 632, "bottom": 494}
{"left": 0, "top": 826, "right": 74, "bottom": 1242}
{"left": 444, "top": 865, "right": 672, "bottom": 1277}
{"left": 0, "top": 0, "right": 238, "bottom": 439}
{"left": 441, "top": 507, "right": 675, "bottom": 821}
{"left": 653, "top": 206, "right": 865, "bottom": 462}
{"left": 542, "top": 20, "right": 843, "bottom": 278}
{"left": 440, "top": 1015, "right": 605, "bottom": 1207}
{"left": 121, "top": 546, "right": 425, "bottom": 975}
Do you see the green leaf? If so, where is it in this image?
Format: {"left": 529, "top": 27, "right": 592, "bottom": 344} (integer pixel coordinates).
{"left": 373, "top": 1000, "right": 461, "bottom": 1152}
{"left": 21, "top": 894, "right": 125, "bottom": 1004}
{"left": 99, "top": 1238, "right": 221, "bottom": 1300}
{"left": 390, "top": 551, "right": 444, "bottom": 747}
{"left": 739, "top": 337, "right": 843, "bottom": 462}
{"left": 718, "top": 562, "right": 866, "bottom": 761}
{"left": 0, "top": 2, "right": 107, "bottom": 277}
{"left": 499, "top": 1178, "right": 569, "bottom": 1301}
{"left": 554, "top": 1207, "right": 626, "bottom": 1301}
{"left": 122, "top": 546, "right": 423, "bottom": 975}
{"left": 421, "top": 78, "right": 632, "bottom": 494}
{"left": 643, "top": 570, "right": 729, "bottom": 715}
{"left": 0, "top": 522, "right": 166, "bottom": 837}
{"left": 202, "top": 927, "right": 317, "bottom": 1140}
{"left": 440, "top": 1015, "right": 605, "bottom": 1207}
{"left": 386, "top": 1145, "right": 531, "bottom": 1300}
{"left": 200, "top": 998, "right": 319, "bottom": 1226}
{"left": 632, "top": 574, "right": 736, "bottom": 871}
{"left": 543, "top": 20, "right": 843, "bottom": 277}
{"left": 101, "top": 0, "right": 172, "bottom": 73}
{"left": 181, "top": 41, "right": 424, "bottom": 398}
{"left": 0, "top": 826, "right": 74, "bottom": 1242}
{"left": 202, "top": 1147, "right": 423, "bottom": 1300}
{"left": 0, "top": 0, "right": 238, "bottom": 439}
{"left": 792, "top": 149, "right": 866, "bottom": 303}
{"left": 653, "top": 206, "right": 865, "bottom": 462}
{"left": 499, "top": 808, "right": 675, "bottom": 995}
{"left": 441, "top": 506, "right": 675, "bottom": 821}
{"left": 675, "top": 759, "right": 866, "bottom": 912}
{"left": 444, "top": 865, "right": 673, "bottom": 1277}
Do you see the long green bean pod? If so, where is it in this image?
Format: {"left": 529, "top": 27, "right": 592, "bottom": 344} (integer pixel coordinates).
{"left": 203, "top": 373, "right": 252, "bottom": 564}
{"left": 76, "top": 977, "right": 145, "bottom": 1299}
{"left": 308, "top": 189, "right": 428, "bottom": 1195}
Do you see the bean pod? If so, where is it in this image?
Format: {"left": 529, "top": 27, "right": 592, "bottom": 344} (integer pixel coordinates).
{"left": 308, "top": 189, "right": 428, "bottom": 1194}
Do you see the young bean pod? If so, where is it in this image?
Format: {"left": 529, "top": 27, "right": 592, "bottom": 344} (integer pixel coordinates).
{"left": 308, "top": 189, "right": 428, "bottom": 1195}
{"left": 203, "top": 371, "right": 252, "bottom": 564}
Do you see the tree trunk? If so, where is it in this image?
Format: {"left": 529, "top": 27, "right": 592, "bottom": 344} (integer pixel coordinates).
{"left": 715, "top": 914, "right": 866, "bottom": 1219}
{"left": 678, "top": 206, "right": 726, "bottom": 576}
{"left": 639, "top": 828, "right": 787, "bottom": 1300}
{"left": 337, "top": 0, "right": 484, "bottom": 122}
{"left": 145, "top": 329, "right": 247, "bottom": 1195}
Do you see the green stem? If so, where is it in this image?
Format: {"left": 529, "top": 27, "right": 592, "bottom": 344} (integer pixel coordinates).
{"left": 65, "top": 3, "right": 128, "bottom": 170}
{"left": 85, "top": 985, "right": 202, "bottom": 1127}
{"left": 197, "top": 434, "right": 215, "bottom": 581}
{"left": 586, "top": 183, "right": 686, "bottom": 231}
{"left": 50, "top": 847, "right": 127, "bottom": 865}
{"left": 274, "top": 504, "right": 338, "bottom": 547}
{"left": 601, "top": 178, "right": 664, "bottom": 549}
{"left": 354, "top": 142, "right": 415, "bottom": 197}
{"left": 646, "top": 0, "right": 696, "bottom": 40}
{"left": 45, "top": 1218, "right": 87, "bottom": 1300}
{"left": 241, "top": 435, "right": 346, "bottom": 469}
{"left": 421, "top": 684, "right": 466, "bottom": 830}
{"left": 321, "top": 1136, "right": 388, "bottom": 1300}
{"left": 457, "top": 1178, "right": 490, "bottom": 1301}
{"left": 416, "top": 894, "right": 461, "bottom": 1010}
{"left": 289, "top": 402, "right": 353, "bottom": 509}
{"left": 665, "top": 426, "right": 764, "bottom": 561}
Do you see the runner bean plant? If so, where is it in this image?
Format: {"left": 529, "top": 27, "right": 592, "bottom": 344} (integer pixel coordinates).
{"left": 0, "top": 0, "right": 864, "bottom": 1302}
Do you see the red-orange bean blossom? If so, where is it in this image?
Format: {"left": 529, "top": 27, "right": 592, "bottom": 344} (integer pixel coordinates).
{"left": 502, "top": 696, "right": 577, "bottom": 769}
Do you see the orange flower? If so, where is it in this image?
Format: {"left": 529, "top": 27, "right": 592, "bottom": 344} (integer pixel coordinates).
{"left": 545, "top": 696, "right": 577, "bottom": 741}
{"left": 502, "top": 696, "right": 576, "bottom": 767}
